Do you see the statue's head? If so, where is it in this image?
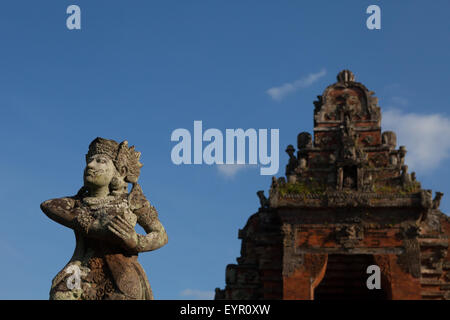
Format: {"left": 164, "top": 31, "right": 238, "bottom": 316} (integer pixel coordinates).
{"left": 83, "top": 137, "right": 143, "bottom": 194}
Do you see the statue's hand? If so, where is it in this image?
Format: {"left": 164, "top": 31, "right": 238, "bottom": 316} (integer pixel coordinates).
{"left": 107, "top": 215, "right": 138, "bottom": 252}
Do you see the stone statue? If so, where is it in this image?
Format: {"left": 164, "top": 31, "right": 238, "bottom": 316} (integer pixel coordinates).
{"left": 40, "top": 137, "right": 168, "bottom": 300}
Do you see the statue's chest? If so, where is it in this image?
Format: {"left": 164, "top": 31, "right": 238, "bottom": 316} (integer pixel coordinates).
{"left": 82, "top": 197, "right": 137, "bottom": 227}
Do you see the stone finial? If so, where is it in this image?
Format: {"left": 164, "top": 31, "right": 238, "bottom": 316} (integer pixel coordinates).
{"left": 433, "top": 192, "right": 444, "bottom": 209}
{"left": 257, "top": 190, "right": 269, "bottom": 209}
{"left": 215, "top": 288, "right": 226, "bottom": 300}
{"left": 337, "top": 70, "right": 355, "bottom": 84}
{"left": 398, "top": 146, "right": 407, "bottom": 166}
{"left": 285, "top": 145, "right": 296, "bottom": 159}
{"left": 382, "top": 131, "right": 397, "bottom": 150}
{"left": 297, "top": 132, "right": 312, "bottom": 149}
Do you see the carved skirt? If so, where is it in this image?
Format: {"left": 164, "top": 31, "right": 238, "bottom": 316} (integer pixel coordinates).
{"left": 50, "top": 253, "right": 153, "bottom": 300}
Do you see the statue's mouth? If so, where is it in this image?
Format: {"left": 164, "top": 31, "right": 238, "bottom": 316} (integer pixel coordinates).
{"left": 85, "top": 169, "right": 102, "bottom": 177}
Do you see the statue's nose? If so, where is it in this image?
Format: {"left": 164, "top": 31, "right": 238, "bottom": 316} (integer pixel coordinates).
{"left": 87, "top": 160, "right": 96, "bottom": 168}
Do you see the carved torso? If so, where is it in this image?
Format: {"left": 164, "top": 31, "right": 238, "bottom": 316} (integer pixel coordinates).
{"left": 45, "top": 192, "right": 153, "bottom": 300}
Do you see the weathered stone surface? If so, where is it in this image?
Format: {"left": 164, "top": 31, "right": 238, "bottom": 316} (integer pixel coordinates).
{"left": 216, "top": 71, "right": 450, "bottom": 300}
{"left": 41, "top": 137, "right": 168, "bottom": 300}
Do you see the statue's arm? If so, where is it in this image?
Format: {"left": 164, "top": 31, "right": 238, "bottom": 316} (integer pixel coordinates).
{"left": 40, "top": 197, "right": 107, "bottom": 239}
{"left": 134, "top": 202, "right": 168, "bottom": 253}
{"left": 40, "top": 198, "right": 78, "bottom": 230}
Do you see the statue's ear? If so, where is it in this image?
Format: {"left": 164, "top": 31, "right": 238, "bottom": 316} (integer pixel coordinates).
{"left": 120, "top": 166, "right": 128, "bottom": 177}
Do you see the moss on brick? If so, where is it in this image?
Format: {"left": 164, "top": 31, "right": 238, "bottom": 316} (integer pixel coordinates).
{"left": 279, "top": 181, "right": 326, "bottom": 197}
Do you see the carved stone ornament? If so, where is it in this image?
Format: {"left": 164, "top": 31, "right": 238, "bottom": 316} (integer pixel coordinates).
{"left": 335, "top": 225, "right": 364, "bottom": 249}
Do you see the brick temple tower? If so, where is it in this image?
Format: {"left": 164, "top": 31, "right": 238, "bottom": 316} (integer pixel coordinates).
{"left": 215, "top": 70, "right": 450, "bottom": 300}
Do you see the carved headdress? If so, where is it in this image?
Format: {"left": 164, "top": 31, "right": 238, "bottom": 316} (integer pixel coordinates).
{"left": 86, "top": 137, "right": 143, "bottom": 184}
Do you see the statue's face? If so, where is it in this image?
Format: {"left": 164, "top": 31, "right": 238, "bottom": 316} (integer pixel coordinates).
{"left": 84, "top": 154, "right": 116, "bottom": 188}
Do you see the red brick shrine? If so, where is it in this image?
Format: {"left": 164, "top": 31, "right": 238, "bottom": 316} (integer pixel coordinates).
{"left": 215, "top": 70, "right": 450, "bottom": 300}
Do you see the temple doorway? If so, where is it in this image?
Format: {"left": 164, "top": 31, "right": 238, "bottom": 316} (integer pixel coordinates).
{"left": 314, "top": 254, "right": 388, "bottom": 300}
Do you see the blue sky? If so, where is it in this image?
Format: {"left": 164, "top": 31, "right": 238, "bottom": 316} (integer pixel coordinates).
{"left": 1, "top": 1, "right": 450, "bottom": 299}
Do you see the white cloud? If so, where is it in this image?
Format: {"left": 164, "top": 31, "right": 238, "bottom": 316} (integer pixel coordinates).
{"left": 267, "top": 69, "right": 326, "bottom": 101}
{"left": 216, "top": 164, "right": 248, "bottom": 178}
{"left": 180, "top": 289, "right": 215, "bottom": 300}
{"left": 382, "top": 108, "right": 450, "bottom": 172}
